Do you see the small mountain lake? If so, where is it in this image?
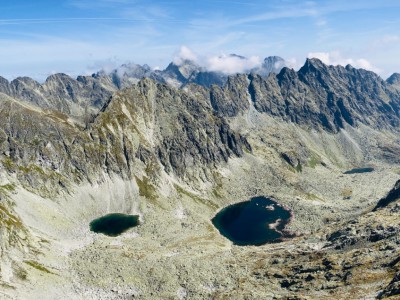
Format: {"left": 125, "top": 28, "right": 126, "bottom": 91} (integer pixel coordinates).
{"left": 89, "top": 213, "right": 140, "bottom": 236}
{"left": 211, "top": 196, "right": 292, "bottom": 246}
{"left": 343, "top": 167, "right": 374, "bottom": 174}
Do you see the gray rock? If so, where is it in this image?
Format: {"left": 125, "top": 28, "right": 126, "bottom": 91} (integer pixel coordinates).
{"left": 374, "top": 179, "right": 400, "bottom": 211}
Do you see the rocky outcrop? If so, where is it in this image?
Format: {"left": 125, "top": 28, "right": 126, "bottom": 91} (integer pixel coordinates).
{"left": 379, "top": 272, "right": 400, "bottom": 298}
{"left": 387, "top": 73, "right": 400, "bottom": 89}
{"left": 210, "top": 74, "right": 250, "bottom": 117}
{"left": 212, "top": 59, "right": 400, "bottom": 132}
{"left": 374, "top": 179, "right": 400, "bottom": 211}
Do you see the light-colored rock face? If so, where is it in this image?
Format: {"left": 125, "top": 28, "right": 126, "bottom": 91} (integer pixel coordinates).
{"left": 0, "top": 60, "right": 399, "bottom": 299}
{"left": 252, "top": 56, "right": 287, "bottom": 76}
{"left": 387, "top": 72, "right": 400, "bottom": 90}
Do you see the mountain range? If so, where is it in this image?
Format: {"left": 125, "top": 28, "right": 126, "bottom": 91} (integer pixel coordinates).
{"left": 0, "top": 56, "right": 399, "bottom": 299}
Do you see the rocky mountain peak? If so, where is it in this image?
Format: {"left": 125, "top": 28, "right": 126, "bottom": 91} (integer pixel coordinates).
{"left": 299, "top": 58, "right": 328, "bottom": 74}
{"left": 0, "top": 76, "right": 11, "bottom": 95}
{"left": 264, "top": 55, "right": 284, "bottom": 62}
{"left": 116, "top": 63, "right": 152, "bottom": 77}
{"left": 0, "top": 75, "right": 9, "bottom": 85}
{"left": 45, "top": 73, "right": 73, "bottom": 83}
{"left": 12, "top": 76, "right": 37, "bottom": 84}
{"left": 10, "top": 77, "right": 42, "bottom": 96}
{"left": 250, "top": 56, "right": 287, "bottom": 76}
{"left": 276, "top": 66, "right": 297, "bottom": 82}
{"left": 387, "top": 72, "right": 400, "bottom": 86}
{"left": 166, "top": 59, "right": 201, "bottom": 79}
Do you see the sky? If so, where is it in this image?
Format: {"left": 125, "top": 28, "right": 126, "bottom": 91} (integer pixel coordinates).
{"left": 1, "top": 0, "right": 400, "bottom": 81}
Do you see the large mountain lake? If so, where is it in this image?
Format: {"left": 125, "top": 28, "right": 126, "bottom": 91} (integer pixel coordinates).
{"left": 212, "top": 196, "right": 292, "bottom": 246}
{"left": 89, "top": 213, "right": 140, "bottom": 236}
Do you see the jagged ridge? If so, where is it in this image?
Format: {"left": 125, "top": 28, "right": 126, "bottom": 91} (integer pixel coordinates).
{"left": 211, "top": 58, "right": 400, "bottom": 132}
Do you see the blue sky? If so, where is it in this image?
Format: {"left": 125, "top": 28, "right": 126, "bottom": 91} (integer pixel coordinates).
{"left": 1, "top": 0, "right": 400, "bottom": 80}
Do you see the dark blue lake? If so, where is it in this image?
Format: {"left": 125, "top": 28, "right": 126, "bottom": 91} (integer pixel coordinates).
{"left": 212, "top": 196, "right": 292, "bottom": 246}
{"left": 89, "top": 213, "right": 140, "bottom": 236}
{"left": 343, "top": 167, "right": 374, "bottom": 174}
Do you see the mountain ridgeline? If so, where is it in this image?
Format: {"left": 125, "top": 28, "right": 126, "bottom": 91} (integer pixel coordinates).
{"left": 211, "top": 59, "right": 400, "bottom": 132}
{"left": 0, "top": 55, "right": 287, "bottom": 121}
{"left": 0, "top": 57, "right": 399, "bottom": 132}
{"left": 0, "top": 57, "right": 400, "bottom": 194}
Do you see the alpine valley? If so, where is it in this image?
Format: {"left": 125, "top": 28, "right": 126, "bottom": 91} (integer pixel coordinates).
{"left": 0, "top": 56, "right": 399, "bottom": 299}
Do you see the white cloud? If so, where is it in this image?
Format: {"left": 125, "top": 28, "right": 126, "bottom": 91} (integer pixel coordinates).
{"left": 286, "top": 57, "right": 300, "bottom": 69}
{"left": 87, "top": 58, "right": 119, "bottom": 74}
{"left": 172, "top": 45, "right": 266, "bottom": 74}
{"left": 173, "top": 46, "right": 198, "bottom": 65}
{"left": 307, "top": 51, "right": 381, "bottom": 73}
{"left": 206, "top": 53, "right": 261, "bottom": 74}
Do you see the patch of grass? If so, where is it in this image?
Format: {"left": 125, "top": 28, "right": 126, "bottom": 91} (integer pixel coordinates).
{"left": 295, "top": 162, "right": 303, "bottom": 173}
{"left": 45, "top": 110, "right": 69, "bottom": 123}
{"left": 212, "top": 172, "right": 224, "bottom": 198}
{"left": 0, "top": 282, "right": 16, "bottom": 290}
{"left": 212, "top": 187, "right": 223, "bottom": 199}
{"left": 392, "top": 168, "right": 400, "bottom": 175}
{"left": 18, "top": 164, "right": 45, "bottom": 175}
{"left": 2, "top": 157, "right": 16, "bottom": 171}
{"left": 175, "top": 184, "right": 218, "bottom": 210}
{"left": 24, "top": 260, "right": 53, "bottom": 274}
{"left": 243, "top": 146, "right": 252, "bottom": 154}
{"left": 0, "top": 203, "right": 23, "bottom": 229}
{"left": 306, "top": 192, "right": 322, "bottom": 201}
{"left": 14, "top": 267, "right": 27, "bottom": 280}
{"left": 144, "top": 160, "right": 160, "bottom": 178}
{"left": 17, "top": 164, "right": 65, "bottom": 185}
{"left": 340, "top": 188, "right": 353, "bottom": 199}
{"left": 0, "top": 183, "right": 16, "bottom": 192}
{"left": 30, "top": 138, "right": 41, "bottom": 146}
{"left": 135, "top": 175, "right": 158, "bottom": 204}
{"left": 308, "top": 153, "right": 321, "bottom": 168}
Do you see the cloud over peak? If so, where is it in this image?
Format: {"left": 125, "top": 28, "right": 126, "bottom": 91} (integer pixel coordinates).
{"left": 172, "top": 46, "right": 263, "bottom": 74}
{"left": 307, "top": 51, "right": 381, "bottom": 73}
{"left": 206, "top": 53, "right": 262, "bottom": 74}
{"left": 173, "top": 46, "right": 198, "bottom": 65}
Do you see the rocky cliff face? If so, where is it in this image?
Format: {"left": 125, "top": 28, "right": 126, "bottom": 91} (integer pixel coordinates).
{"left": 89, "top": 79, "right": 251, "bottom": 181}
{"left": 0, "top": 78, "right": 251, "bottom": 196}
{"left": 251, "top": 55, "right": 287, "bottom": 76}
{"left": 387, "top": 72, "right": 400, "bottom": 90}
{"left": 210, "top": 58, "right": 400, "bottom": 132}
{"left": 374, "top": 179, "right": 400, "bottom": 210}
